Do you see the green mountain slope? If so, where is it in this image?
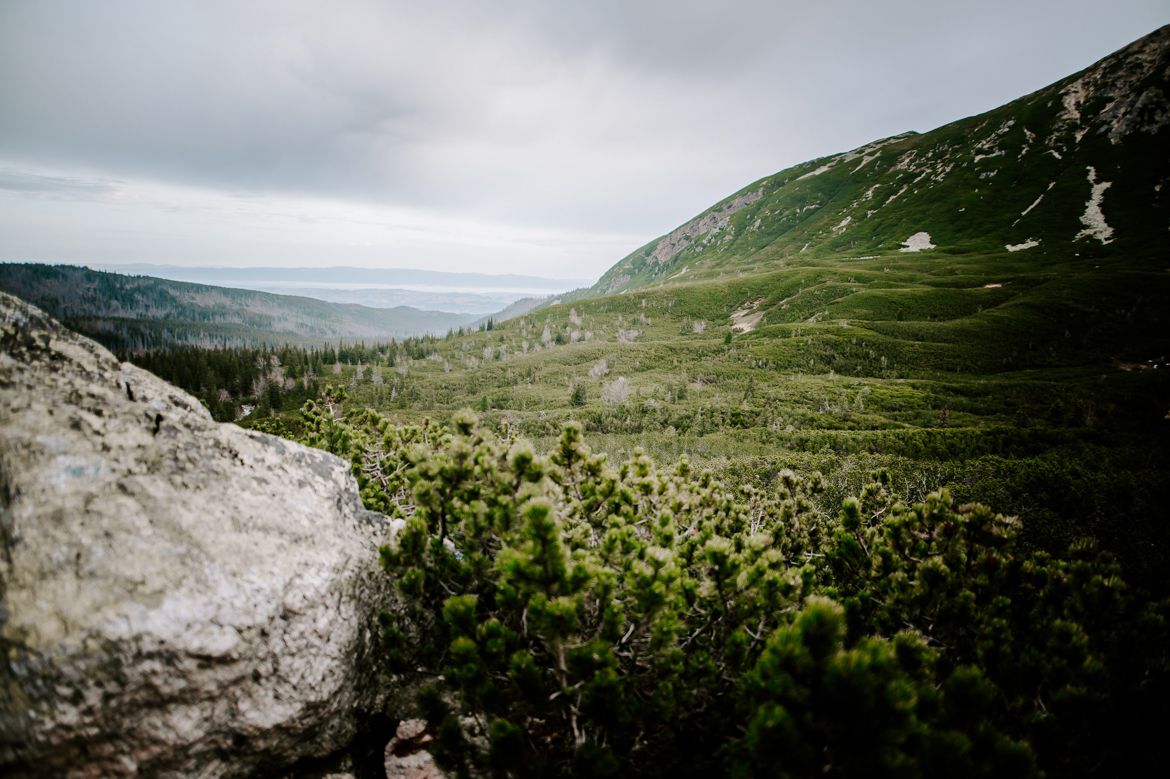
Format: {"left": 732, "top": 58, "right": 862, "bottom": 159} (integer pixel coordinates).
{"left": 0, "top": 263, "right": 477, "bottom": 352}
{"left": 593, "top": 25, "right": 1170, "bottom": 295}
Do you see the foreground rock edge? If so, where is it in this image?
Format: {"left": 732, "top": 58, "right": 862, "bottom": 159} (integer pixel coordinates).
{"left": 0, "top": 291, "right": 394, "bottom": 778}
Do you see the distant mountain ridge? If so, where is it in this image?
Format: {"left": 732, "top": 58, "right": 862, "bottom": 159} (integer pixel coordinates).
{"left": 0, "top": 263, "right": 478, "bottom": 353}
{"left": 85, "top": 263, "right": 587, "bottom": 316}
{"left": 98, "top": 264, "right": 589, "bottom": 290}
{"left": 591, "top": 25, "right": 1170, "bottom": 296}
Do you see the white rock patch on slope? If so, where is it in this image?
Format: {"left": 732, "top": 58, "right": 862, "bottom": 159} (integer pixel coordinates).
{"left": 1006, "top": 239, "right": 1041, "bottom": 252}
{"left": 797, "top": 161, "right": 837, "bottom": 180}
{"left": 851, "top": 153, "right": 880, "bottom": 172}
{"left": 1075, "top": 166, "right": 1115, "bottom": 244}
{"left": 972, "top": 118, "right": 1016, "bottom": 162}
{"left": 730, "top": 299, "right": 765, "bottom": 333}
{"left": 1012, "top": 181, "right": 1056, "bottom": 227}
{"left": 899, "top": 232, "right": 936, "bottom": 252}
{"left": 1060, "top": 77, "right": 1090, "bottom": 142}
{"left": 796, "top": 135, "right": 908, "bottom": 180}
{"left": 1015, "top": 181, "right": 1052, "bottom": 218}
{"left": 885, "top": 184, "right": 909, "bottom": 206}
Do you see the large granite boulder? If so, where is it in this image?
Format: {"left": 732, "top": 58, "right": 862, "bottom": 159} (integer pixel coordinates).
{"left": 0, "top": 293, "right": 393, "bottom": 777}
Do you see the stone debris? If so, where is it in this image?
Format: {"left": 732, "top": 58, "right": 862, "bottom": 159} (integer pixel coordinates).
{"left": 1075, "top": 166, "right": 1115, "bottom": 244}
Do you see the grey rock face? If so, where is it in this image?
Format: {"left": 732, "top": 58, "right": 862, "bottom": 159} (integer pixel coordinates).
{"left": 0, "top": 293, "right": 391, "bottom": 777}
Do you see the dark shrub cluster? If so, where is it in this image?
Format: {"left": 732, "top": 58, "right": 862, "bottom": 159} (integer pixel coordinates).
{"left": 301, "top": 401, "right": 1168, "bottom": 778}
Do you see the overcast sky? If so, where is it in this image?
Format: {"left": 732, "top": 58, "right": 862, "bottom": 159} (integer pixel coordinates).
{"left": 1, "top": 1, "right": 1166, "bottom": 281}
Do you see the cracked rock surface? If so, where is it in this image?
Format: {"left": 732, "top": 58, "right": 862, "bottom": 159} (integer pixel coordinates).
{"left": 0, "top": 292, "right": 392, "bottom": 777}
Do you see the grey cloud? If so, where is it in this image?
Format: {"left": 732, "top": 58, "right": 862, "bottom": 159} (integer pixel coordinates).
{"left": 1, "top": 0, "right": 1167, "bottom": 265}
{"left": 0, "top": 169, "right": 120, "bottom": 199}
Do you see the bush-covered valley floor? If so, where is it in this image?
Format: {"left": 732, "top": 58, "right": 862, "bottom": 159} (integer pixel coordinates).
{"left": 121, "top": 242, "right": 1170, "bottom": 776}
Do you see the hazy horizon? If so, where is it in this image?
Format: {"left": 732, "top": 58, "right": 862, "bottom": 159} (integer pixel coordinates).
{"left": 2, "top": 1, "right": 1167, "bottom": 279}
{"left": 92, "top": 261, "right": 588, "bottom": 313}
{"left": 0, "top": 259, "right": 589, "bottom": 314}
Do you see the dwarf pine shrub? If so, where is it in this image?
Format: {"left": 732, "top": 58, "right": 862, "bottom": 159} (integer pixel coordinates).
{"left": 299, "top": 403, "right": 1169, "bottom": 778}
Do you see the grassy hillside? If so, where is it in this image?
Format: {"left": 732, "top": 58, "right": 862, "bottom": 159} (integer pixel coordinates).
{"left": 592, "top": 26, "right": 1170, "bottom": 295}
{"left": 0, "top": 263, "right": 477, "bottom": 352}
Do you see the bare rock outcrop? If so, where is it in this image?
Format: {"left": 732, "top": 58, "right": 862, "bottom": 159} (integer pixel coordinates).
{"left": 647, "top": 187, "right": 765, "bottom": 267}
{"left": 0, "top": 292, "right": 392, "bottom": 777}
